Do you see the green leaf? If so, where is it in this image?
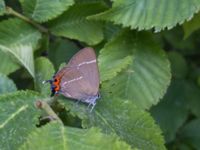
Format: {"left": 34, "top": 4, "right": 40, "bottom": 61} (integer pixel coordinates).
{"left": 88, "top": 0, "right": 200, "bottom": 32}
{"left": 0, "top": 0, "right": 5, "bottom": 16}
{"left": 99, "top": 33, "right": 133, "bottom": 81}
{"left": 59, "top": 94, "right": 166, "bottom": 149}
{"left": 176, "top": 143, "right": 192, "bottom": 150}
{"left": 48, "top": 38, "right": 79, "bottom": 70}
{"left": 168, "top": 51, "right": 188, "bottom": 79}
{"left": 184, "top": 82, "right": 200, "bottom": 118}
{"left": 162, "top": 27, "right": 198, "bottom": 55}
{"left": 35, "top": 57, "right": 55, "bottom": 95}
{"left": 102, "top": 30, "right": 171, "bottom": 109}
{"left": 179, "top": 119, "right": 200, "bottom": 149}
{"left": 183, "top": 11, "right": 200, "bottom": 39}
{"left": 103, "top": 23, "right": 122, "bottom": 41}
{"left": 75, "top": 0, "right": 104, "bottom": 3}
{"left": 49, "top": 2, "right": 108, "bottom": 45}
{"left": 0, "top": 50, "right": 20, "bottom": 75}
{"left": 0, "top": 18, "right": 41, "bottom": 78}
{"left": 0, "top": 73, "right": 17, "bottom": 94}
{"left": 34, "top": 34, "right": 49, "bottom": 57}
{"left": 20, "top": 123, "right": 131, "bottom": 150}
{"left": 0, "top": 91, "right": 43, "bottom": 150}
{"left": 20, "top": 0, "right": 74, "bottom": 22}
{"left": 150, "top": 79, "right": 189, "bottom": 143}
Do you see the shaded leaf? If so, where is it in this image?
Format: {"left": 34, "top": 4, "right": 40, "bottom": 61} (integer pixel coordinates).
{"left": 59, "top": 92, "right": 166, "bottom": 149}
{"left": 184, "top": 82, "right": 200, "bottom": 117}
{"left": 35, "top": 57, "right": 55, "bottom": 95}
{"left": 0, "top": 0, "right": 5, "bottom": 15}
{"left": 88, "top": 0, "right": 200, "bottom": 32}
{"left": 34, "top": 34, "right": 49, "bottom": 57}
{"left": 20, "top": 0, "right": 74, "bottom": 22}
{"left": 179, "top": 119, "right": 200, "bottom": 150}
{"left": 168, "top": 51, "right": 188, "bottom": 79}
{"left": 0, "top": 18, "right": 41, "bottom": 78}
{"left": 75, "top": 0, "right": 104, "bottom": 3}
{"left": 176, "top": 143, "right": 192, "bottom": 150}
{"left": 198, "top": 76, "right": 200, "bottom": 87}
{"left": 162, "top": 27, "right": 198, "bottom": 55}
{"left": 183, "top": 11, "right": 200, "bottom": 39}
{"left": 150, "top": 80, "right": 189, "bottom": 143}
{"left": 0, "top": 91, "right": 43, "bottom": 150}
{"left": 48, "top": 38, "right": 79, "bottom": 70}
{"left": 20, "top": 123, "right": 131, "bottom": 150}
{"left": 102, "top": 30, "right": 171, "bottom": 109}
{"left": 49, "top": 2, "right": 108, "bottom": 45}
{"left": 0, "top": 73, "right": 17, "bottom": 94}
{"left": 103, "top": 23, "right": 122, "bottom": 41}
{"left": 0, "top": 50, "right": 20, "bottom": 75}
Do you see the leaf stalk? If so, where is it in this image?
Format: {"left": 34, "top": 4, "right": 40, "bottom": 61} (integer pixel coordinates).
{"left": 5, "top": 7, "right": 48, "bottom": 33}
{"left": 35, "top": 100, "right": 63, "bottom": 125}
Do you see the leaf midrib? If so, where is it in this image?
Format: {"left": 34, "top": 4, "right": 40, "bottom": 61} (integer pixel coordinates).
{"left": 95, "top": 110, "right": 116, "bottom": 133}
{"left": 0, "top": 45, "right": 34, "bottom": 77}
{"left": 0, "top": 104, "right": 28, "bottom": 129}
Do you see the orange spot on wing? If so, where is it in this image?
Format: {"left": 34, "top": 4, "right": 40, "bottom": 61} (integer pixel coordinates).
{"left": 53, "top": 68, "right": 70, "bottom": 92}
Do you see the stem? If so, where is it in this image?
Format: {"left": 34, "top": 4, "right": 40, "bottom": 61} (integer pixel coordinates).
{"left": 5, "top": 7, "right": 48, "bottom": 33}
{"left": 5, "top": 7, "right": 85, "bottom": 48}
{"left": 35, "top": 100, "right": 63, "bottom": 125}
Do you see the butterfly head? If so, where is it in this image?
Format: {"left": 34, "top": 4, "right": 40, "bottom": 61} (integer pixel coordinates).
{"left": 43, "top": 75, "right": 61, "bottom": 97}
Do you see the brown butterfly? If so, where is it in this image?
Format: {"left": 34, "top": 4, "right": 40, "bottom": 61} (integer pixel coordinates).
{"left": 44, "top": 47, "right": 100, "bottom": 110}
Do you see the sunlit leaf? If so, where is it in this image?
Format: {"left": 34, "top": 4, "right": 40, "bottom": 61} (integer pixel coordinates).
{"left": 0, "top": 18, "right": 41, "bottom": 78}
{"left": 99, "top": 31, "right": 133, "bottom": 81}
{"left": 20, "top": 0, "right": 74, "bottom": 22}
{"left": 88, "top": 0, "right": 200, "bottom": 32}
{"left": 20, "top": 123, "right": 131, "bottom": 150}
{"left": 35, "top": 57, "right": 55, "bottom": 95}
{"left": 0, "top": 91, "right": 43, "bottom": 150}
{"left": 0, "top": 50, "right": 20, "bottom": 75}
{"left": 102, "top": 30, "right": 171, "bottom": 109}
{"left": 49, "top": 2, "right": 108, "bottom": 45}
{"left": 59, "top": 92, "right": 166, "bottom": 150}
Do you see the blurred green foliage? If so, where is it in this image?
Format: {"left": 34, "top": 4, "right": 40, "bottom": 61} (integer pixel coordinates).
{"left": 0, "top": 0, "right": 200, "bottom": 149}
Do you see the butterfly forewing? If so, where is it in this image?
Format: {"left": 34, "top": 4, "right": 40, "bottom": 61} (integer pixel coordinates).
{"left": 51, "top": 47, "right": 100, "bottom": 106}
{"left": 68, "top": 47, "right": 100, "bottom": 95}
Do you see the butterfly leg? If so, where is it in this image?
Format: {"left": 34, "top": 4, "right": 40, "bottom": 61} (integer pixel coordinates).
{"left": 89, "top": 102, "right": 96, "bottom": 112}
{"left": 86, "top": 97, "right": 97, "bottom": 112}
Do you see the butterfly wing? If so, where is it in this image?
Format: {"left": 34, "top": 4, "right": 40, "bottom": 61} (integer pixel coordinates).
{"left": 57, "top": 67, "right": 96, "bottom": 101}
{"left": 67, "top": 47, "right": 100, "bottom": 95}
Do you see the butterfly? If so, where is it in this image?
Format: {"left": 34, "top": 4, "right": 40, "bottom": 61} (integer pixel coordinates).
{"left": 44, "top": 47, "right": 100, "bottom": 111}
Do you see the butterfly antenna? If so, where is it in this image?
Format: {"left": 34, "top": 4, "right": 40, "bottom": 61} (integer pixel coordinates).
{"left": 42, "top": 80, "right": 52, "bottom": 84}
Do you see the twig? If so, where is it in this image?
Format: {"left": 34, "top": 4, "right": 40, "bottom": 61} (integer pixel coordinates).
{"left": 5, "top": 6, "right": 48, "bottom": 33}
{"left": 35, "top": 100, "right": 63, "bottom": 125}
